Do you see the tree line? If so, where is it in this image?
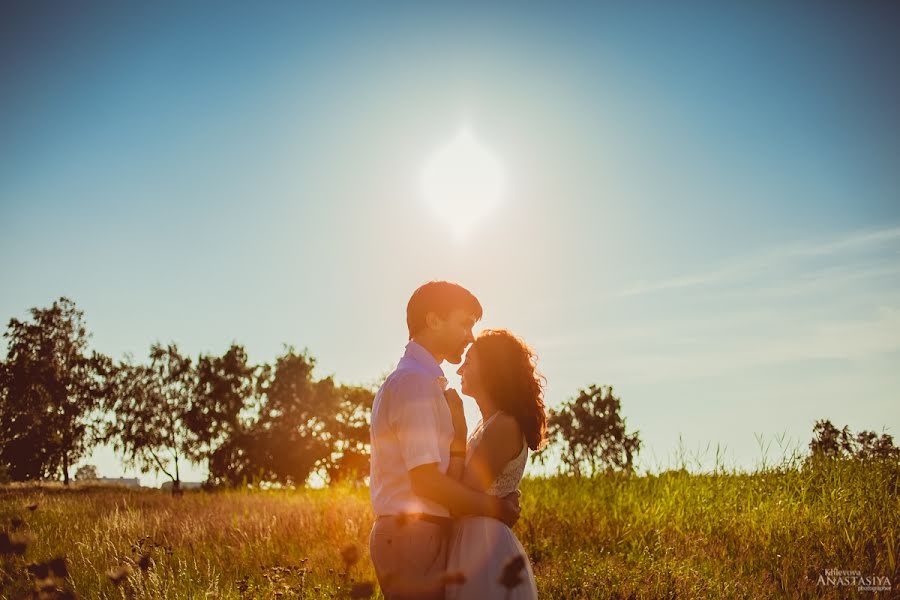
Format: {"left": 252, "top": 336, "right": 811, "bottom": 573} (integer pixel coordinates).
{"left": 1, "top": 298, "right": 652, "bottom": 490}
{"left": 5, "top": 297, "right": 889, "bottom": 491}
{"left": 0, "top": 298, "right": 372, "bottom": 491}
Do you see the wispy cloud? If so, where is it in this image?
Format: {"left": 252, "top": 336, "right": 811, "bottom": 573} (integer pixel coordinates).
{"left": 533, "top": 225, "right": 900, "bottom": 383}
{"left": 608, "top": 225, "right": 900, "bottom": 299}
{"left": 591, "top": 305, "right": 900, "bottom": 384}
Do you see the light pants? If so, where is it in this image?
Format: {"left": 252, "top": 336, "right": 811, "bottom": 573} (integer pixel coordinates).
{"left": 369, "top": 515, "right": 450, "bottom": 600}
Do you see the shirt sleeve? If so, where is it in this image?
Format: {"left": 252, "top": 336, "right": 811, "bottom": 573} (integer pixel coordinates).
{"left": 388, "top": 373, "right": 444, "bottom": 471}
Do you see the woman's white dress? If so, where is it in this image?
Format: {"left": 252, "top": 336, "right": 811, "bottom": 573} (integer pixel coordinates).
{"left": 444, "top": 412, "right": 539, "bottom": 600}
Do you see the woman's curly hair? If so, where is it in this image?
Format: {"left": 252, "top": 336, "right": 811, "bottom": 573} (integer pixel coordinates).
{"left": 470, "top": 329, "right": 548, "bottom": 451}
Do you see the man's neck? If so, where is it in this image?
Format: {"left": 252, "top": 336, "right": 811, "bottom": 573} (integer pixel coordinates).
{"left": 411, "top": 336, "right": 444, "bottom": 365}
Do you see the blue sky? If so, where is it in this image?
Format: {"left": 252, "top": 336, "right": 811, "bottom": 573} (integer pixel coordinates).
{"left": 2, "top": 2, "right": 899, "bottom": 484}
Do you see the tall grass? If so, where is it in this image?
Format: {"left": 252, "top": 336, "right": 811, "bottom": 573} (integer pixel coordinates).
{"left": 1, "top": 456, "right": 897, "bottom": 598}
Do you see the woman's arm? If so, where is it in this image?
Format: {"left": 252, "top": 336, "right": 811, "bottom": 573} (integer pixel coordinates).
{"left": 460, "top": 412, "right": 523, "bottom": 492}
{"left": 442, "top": 391, "right": 524, "bottom": 518}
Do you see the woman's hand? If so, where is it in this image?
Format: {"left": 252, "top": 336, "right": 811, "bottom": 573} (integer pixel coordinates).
{"left": 444, "top": 388, "right": 467, "bottom": 442}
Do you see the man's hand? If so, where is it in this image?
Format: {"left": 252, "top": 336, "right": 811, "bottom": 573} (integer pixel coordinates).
{"left": 504, "top": 488, "right": 522, "bottom": 510}
{"left": 497, "top": 489, "right": 522, "bottom": 527}
{"left": 444, "top": 388, "right": 467, "bottom": 441}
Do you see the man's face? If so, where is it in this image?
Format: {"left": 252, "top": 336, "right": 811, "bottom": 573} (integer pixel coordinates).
{"left": 433, "top": 308, "right": 477, "bottom": 364}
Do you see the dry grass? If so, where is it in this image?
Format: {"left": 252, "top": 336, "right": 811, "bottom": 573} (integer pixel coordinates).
{"left": 1, "top": 456, "right": 897, "bottom": 598}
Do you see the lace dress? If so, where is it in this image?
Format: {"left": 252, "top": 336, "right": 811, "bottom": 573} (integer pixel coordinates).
{"left": 444, "top": 412, "right": 539, "bottom": 600}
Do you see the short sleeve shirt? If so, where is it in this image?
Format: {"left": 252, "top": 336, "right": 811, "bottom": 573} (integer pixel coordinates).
{"left": 369, "top": 341, "right": 454, "bottom": 517}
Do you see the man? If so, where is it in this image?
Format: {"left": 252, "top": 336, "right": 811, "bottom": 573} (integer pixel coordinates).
{"left": 368, "top": 281, "right": 521, "bottom": 600}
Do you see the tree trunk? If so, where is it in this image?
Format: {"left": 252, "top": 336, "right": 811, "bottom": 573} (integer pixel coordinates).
{"left": 173, "top": 453, "right": 181, "bottom": 496}
{"left": 62, "top": 452, "right": 70, "bottom": 486}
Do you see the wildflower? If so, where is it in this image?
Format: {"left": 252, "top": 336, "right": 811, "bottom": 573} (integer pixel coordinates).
{"left": 341, "top": 544, "right": 360, "bottom": 569}
{"left": 0, "top": 530, "right": 29, "bottom": 555}
{"left": 498, "top": 554, "right": 525, "bottom": 589}
{"left": 35, "top": 576, "right": 57, "bottom": 593}
{"left": 237, "top": 577, "right": 249, "bottom": 594}
{"left": 27, "top": 561, "right": 50, "bottom": 579}
{"left": 106, "top": 564, "right": 133, "bottom": 586}
{"left": 348, "top": 581, "right": 375, "bottom": 598}
{"left": 49, "top": 556, "right": 69, "bottom": 578}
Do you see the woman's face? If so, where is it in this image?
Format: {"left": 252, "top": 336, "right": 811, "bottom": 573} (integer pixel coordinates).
{"left": 456, "top": 346, "right": 484, "bottom": 398}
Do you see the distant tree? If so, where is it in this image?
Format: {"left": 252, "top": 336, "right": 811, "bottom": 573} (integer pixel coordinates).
{"left": 543, "top": 384, "right": 641, "bottom": 476}
{"left": 318, "top": 381, "right": 375, "bottom": 484}
{"left": 208, "top": 347, "right": 374, "bottom": 487}
{"left": 853, "top": 429, "right": 900, "bottom": 461}
{"left": 0, "top": 298, "right": 110, "bottom": 484}
{"left": 207, "top": 348, "right": 322, "bottom": 486}
{"left": 75, "top": 464, "right": 98, "bottom": 481}
{"left": 244, "top": 348, "right": 333, "bottom": 485}
{"left": 808, "top": 420, "right": 853, "bottom": 458}
{"left": 0, "top": 357, "right": 7, "bottom": 485}
{"left": 189, "top": 344, "right": 256, "bottom": 472}
{"left": 0, "top": 354, "right": 7, "bottom": 486}
{"left": 104, "top": 343, "right": 197, "bottom": 493}
{"left": 808, "top": 419, "right": 899, "bottom": 461}
{"left": 207, "top": 428, "right": 255, "bottom": 487}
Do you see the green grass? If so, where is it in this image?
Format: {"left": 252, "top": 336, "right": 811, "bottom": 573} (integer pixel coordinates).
{"left": 1, "top": 457, "right": 897, "bottom": 599}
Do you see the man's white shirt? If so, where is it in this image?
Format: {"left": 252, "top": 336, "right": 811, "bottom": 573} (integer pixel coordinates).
{"left": 369, "top": 340, "right": 455, "bottom": 518}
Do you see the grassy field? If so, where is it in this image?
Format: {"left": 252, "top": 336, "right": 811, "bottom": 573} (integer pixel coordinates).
{"left": 0, "top": 457, "right": 897, "bottom": 599}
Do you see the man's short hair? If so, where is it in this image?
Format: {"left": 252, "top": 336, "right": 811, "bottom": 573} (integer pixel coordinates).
{"left": 406, "top": 281, "right": 483, "bottom": 339}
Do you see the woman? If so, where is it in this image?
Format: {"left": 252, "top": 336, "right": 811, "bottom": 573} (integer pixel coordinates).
{"left": 442, "top": 329, "right": 546, "bottom": 600}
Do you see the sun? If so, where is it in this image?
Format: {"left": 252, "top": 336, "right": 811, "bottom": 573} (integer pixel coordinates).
{"left": 422, "top": 127, "right": 506, "bottom": 238}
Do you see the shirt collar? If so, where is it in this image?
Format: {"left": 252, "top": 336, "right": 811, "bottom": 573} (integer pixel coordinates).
{"left": 403, "top": 340, "right": 444, "bottom": 378}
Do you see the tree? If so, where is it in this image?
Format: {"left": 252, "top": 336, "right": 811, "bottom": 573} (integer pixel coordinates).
{"left": 208, "top": 347, "right": 374, "bottom": 487}
{"left": 213, "top": 348, "right": 332, "bottom": 486}
{"left": 188, "top": 344, "right": 256, "bottom": 472}
{"left": 808, "top": 419, "right": 899, "bottom": 461}
{"left": 75, "top": 464, "right": 98, "bottom": 481}
{"left": 0, "top": 358, "right": 7, "bottom": 485}
{"left": 0, "top": 298, "right": 109, "bottom": 484}
{"left": 317, "top": 381, "right": 375, "bottom": 484}
{"left": 104, "top": 342, "right": 197, "bottom": 493}
{"left": 543, "top": 384, "right": 641, "bottom": 476}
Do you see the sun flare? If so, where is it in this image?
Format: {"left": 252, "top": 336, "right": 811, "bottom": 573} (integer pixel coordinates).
{"left": 422, "top": 128, "right": 506, "bottom": 238}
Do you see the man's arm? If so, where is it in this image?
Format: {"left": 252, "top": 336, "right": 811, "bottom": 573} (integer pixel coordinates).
{"left": 389, "top": 375, "right": 519, "bottom": 526}
{"left": 444, "top": 389, "right": 467, "bottom": 481}
{"left": 447, "top": 447, "right": 466, "bottom": 481}
{"left": 408, "top": 463, "right": 519, "bottom": 526}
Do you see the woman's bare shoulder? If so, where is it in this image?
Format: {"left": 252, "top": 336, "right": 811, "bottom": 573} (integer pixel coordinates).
{"left": 483, "top": 412, "right": 523, "bottom": 458}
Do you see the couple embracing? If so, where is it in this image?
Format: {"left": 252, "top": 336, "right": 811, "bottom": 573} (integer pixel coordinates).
{"left": 369, "top": 281, "right": 545, "bottom": 599}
